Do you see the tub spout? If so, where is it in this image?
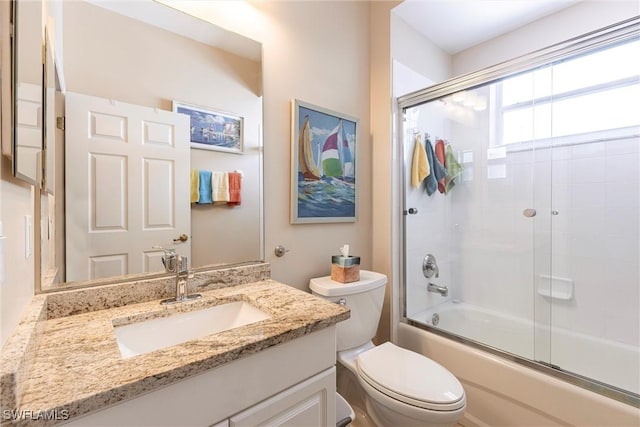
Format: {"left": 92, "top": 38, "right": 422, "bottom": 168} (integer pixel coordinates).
{"left": 428, "top": 283, "right": 448, "bottom": 297}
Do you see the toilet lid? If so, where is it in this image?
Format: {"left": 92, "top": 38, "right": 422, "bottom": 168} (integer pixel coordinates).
{"left": 357, "top": 342, "right": 465, "bottom": 411}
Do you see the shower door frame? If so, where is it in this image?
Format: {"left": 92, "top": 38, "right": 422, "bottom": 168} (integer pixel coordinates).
{"left": 396, "top": 16, "right": 640, "bottom": 408}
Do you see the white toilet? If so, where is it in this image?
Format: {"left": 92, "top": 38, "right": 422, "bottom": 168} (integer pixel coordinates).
{"left": 310, "top": 270, "right": 466, "bottom": 427}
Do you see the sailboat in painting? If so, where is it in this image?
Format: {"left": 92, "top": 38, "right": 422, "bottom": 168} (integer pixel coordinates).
{"left": 298, "top": 115, "right": 322, "bottom": 181}
{"left": 320, "top": 119, "right": 355, "bottom": 183}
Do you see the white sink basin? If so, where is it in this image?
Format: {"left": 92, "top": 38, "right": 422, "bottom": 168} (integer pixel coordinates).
{"left": 114, "top": 301, "right": 271, "bottom": 358}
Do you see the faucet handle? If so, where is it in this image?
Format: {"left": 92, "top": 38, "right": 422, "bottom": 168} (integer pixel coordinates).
{"left": 153, "top": 245, "right": 177, "bottom": 273}
{"left": 177, "top": 256, "right": 188, "bottom": 273}
{"left": 423, "top": 254, "right": 439, "bottom": 279}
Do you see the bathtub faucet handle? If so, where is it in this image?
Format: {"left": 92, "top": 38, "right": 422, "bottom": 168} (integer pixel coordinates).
{"left": 423, "top": 254, "right": 439, "bottom": 279}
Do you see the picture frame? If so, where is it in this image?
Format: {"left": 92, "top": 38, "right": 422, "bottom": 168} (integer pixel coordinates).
{"left": 291, "top": 99, "right": 358, "bottom": 224}
{"left": 173, "top": 101, "right": 243, "bottom": 154}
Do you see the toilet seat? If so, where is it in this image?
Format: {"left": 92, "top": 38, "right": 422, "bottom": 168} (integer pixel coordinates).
{"left": 356, "top": 342, "right": 465, "bottom": 412}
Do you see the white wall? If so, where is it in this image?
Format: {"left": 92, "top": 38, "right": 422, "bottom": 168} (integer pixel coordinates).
{"left": 391, "top": 13, "right": 452, "bottom": 87}
{"left": 370, "top": 1, "right": 401, "bottom": 343}
{"left": 256, "top": 1, "right": 374, "bottom": 290}
{"left": 0, "top": 164, "right": 36, "bottom": 347}
{"left": 453, "top": 0, "right": 640, "bottom": 76}
{"left": 165, "top": 1, "right": 375, "bottom": 290}
{"left": 0, "top": 2, "right": 37, "bottom": 347}
{"left": 390, "top": 10, "right": 454, "bottom": 322}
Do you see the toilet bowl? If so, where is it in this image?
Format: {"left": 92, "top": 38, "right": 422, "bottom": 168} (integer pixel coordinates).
{"left": 310, "top": 271, "right": 466, "bottom": 427}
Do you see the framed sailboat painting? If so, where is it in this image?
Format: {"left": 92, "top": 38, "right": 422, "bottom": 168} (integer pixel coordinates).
{"left": 291, "top": 99, "right": 358, "bottom": 224}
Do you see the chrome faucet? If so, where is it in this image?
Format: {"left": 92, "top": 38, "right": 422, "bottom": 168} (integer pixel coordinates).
{"left": 160, "top": 248, "right": 177, "bottom": 273}
{"left": 427, "top": 282, "right": 449, "bottom": 297}
{"left": 423, "top": 254, "right": 448, "bottom": 297}
{"left": 157, "top": 250, "right": 201, "bottom": 305}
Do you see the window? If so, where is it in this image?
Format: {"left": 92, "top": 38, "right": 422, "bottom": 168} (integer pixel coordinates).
{"left": 498, "top": 38, "right": 640, "bottom": 146}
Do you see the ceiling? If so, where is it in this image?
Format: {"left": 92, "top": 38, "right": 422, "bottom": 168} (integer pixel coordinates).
{"left": 393, "top": 0, "right": 583, "bottom": 54}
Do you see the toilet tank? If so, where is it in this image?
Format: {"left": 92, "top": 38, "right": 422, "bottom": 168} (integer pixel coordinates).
{"left": 309, "top": 270, "right": 387, "bottom": 351}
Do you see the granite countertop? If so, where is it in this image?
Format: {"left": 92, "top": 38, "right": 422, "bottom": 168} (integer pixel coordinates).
{"left": 0, "top": 272, "right": 349, "bottom": 426}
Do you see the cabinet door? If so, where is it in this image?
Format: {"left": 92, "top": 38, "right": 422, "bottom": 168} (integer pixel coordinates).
{"left": 230, "top": 367, "right": 336, "bottom": 427}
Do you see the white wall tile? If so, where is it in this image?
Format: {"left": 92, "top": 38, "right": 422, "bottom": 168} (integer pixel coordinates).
{"left": 606, "top": 154, "right": 639, "bottom": 183}
{"left": 571, "top": 157, "right": 606, "bottom": 183}
{"left": 571, "top": 141, "right": 605, "bottom": 159}
{"left": 605, "top": 138, "right": 639, "bottom": 155}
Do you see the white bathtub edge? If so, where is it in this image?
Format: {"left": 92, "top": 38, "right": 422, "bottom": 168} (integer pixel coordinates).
{"left": 397, "top": 322, "right": 640, "bottom": 427}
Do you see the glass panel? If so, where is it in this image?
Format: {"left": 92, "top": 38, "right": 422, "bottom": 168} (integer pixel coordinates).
{"left": 401, "top": 36, "right": 640, "bottom": 397}
{"left": 548, "top": 48, "right": 640, "bottom": 394}
{"left": 402, "top": 82, "right": 543, "bottom": 362}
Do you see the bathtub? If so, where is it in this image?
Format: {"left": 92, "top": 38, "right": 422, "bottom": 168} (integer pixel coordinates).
{"left": 410, "top": 301, "right": 639, "bottom": 395}
{"left": 398, "top": 302, "right": 640, "bottom": 426}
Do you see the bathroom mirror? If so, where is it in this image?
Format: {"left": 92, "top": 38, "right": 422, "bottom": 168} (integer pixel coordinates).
{"left": 37, "top": 0, "right": 264, "bottom": 292}
{"left": 12, "top": 0, "right": 43, "bottom": 186}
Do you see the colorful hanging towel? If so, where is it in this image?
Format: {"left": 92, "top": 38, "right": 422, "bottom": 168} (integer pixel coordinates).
{"left": 445, "top": 144, "right": 463, "bottom": 193}
{"left": 424, "top": 137, "right": 447, "bottom": 196}
{"left": 190, "top": 169, "right": 199, "bottom": 203}
{"left": 211, "top": 171, "right": 230, "bottom": 203}
{"left": 411, "top": 133, "right": 429, "bottom": 188}
{"left": 227, "top": 171, "right": 242, "bottom": 206}
{"left": 197, "top": 170, "right": 213, "bottom": 204}
{"left": 435, "top": 139, "right": 447, "bottom": 194}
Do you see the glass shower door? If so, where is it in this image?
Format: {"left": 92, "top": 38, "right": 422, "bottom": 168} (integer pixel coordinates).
{"left": 401, "top": 80, "right": 551, "bottom": 363}
{"left": 400, "top": 32, "right": 640, "bottom": 402}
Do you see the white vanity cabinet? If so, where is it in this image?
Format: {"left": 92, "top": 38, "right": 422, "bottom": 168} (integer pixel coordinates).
{"left": 228, "top": 368, "right": 334, "bottom": 427}
{"left": 62, "top": 327, "right": 337, "bottom": 427}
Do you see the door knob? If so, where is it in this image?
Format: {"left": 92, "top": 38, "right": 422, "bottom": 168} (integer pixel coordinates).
{"left": 173, "top": 233, "right": 189, "bottom": 243}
